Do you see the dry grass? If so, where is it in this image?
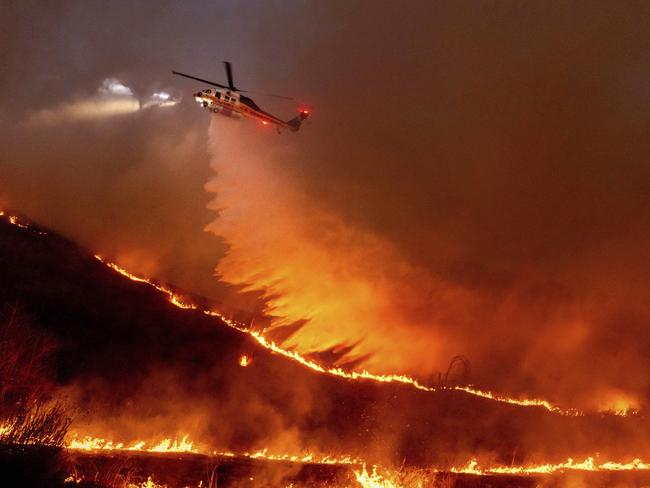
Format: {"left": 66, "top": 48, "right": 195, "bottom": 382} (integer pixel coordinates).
{"left": 0, "top": 306, "right": 72, "bottom": 487}
{"left": 0, "top": 400, "right": 70, "bottom": 447}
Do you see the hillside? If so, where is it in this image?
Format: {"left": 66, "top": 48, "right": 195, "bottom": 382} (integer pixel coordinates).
{"left": 0, "top": 210, "right": 647, "bottom": 472}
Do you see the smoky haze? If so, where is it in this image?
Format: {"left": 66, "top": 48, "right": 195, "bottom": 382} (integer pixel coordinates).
{"left": 1, "top": 1, "right": 649, "bottom": 411}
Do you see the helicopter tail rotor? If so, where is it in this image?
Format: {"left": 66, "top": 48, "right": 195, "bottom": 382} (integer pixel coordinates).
{"left": 286, "top": 108, "right": 310, "bottom": 132}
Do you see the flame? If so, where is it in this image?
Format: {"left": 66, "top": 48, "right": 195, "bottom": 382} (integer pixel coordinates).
{"left": 450, "top": 385, "right": 582, "bottom": 415}
{"left": 353, "top": 457, "right": 650, "bottom": 488}
{"left": 67, "top": 435, "right": 195, "bottom": 453}
{"left": 8, "top": 215, "right": 29, "bottom": 229}
{"left": 592, "top": 389, "right": 641, "bottom": 416}
{"left": 1, "top": 210, "right": 46, "bottom": 234}
{"left": 354, "top": 466, "right": 400, "bottom": 488}
{"left": 149, "top": 435, "right": 196, "bottom": 453}
{"left": 130, "top": 476, "right": 166, "bottom": 488}
{"left": 66, "top": 471, "right": 168, "bottom": 488}
{"left": 238, "top": 448, "right": 361, "bottom": 465}
{"left": 59, "top": 433, "right": 650, "bottom": 475}
{"left": 239, "top": 354, "right": 250, "bottom": 367}
{"left": 66, "top": 434, "right": 361, "bottom": 466}
{"left": 451, "top": 456, "right": 650, "bottom": 475}
{"left": 62, "top": 447, "right": 650, "bottom": 488}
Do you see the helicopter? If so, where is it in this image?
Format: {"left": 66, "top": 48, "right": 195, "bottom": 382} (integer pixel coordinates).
{"left": 172, "top": 62, "right": 310, "bottom": 132}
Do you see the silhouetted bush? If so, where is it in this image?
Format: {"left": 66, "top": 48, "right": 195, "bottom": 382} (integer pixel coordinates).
{"left": 0, "top": 306, "right": 72, "bottom": 486}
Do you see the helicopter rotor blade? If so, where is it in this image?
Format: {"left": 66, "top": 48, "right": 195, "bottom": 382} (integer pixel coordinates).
{"left": 172, "top": 71, "right": 229, "bottom": 89}
{"left": 174, "top": 67, "right": 293, "bottom": 100}
{"left": 224, "top": 61, "right": 236, "bottom": 90}
{"left": 237, "top": 89, "right": 294, "bottom": 100}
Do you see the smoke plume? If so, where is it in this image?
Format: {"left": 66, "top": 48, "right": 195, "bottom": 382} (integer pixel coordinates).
{"left": 205, "top": 110, "right": 650, "bottom": 413}
{"left": 205, "top": 119, "right": 473, "bottom": 376}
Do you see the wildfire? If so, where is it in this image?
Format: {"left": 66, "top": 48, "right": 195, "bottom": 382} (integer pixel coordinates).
{"left": 149, "top": 436, "right": 196, "bottom": 453}
{"left": 9, "top": 215, "right": 28, "bottom": 229}
{"left": 60, "top": 433, "right": 650, "bottom": 478}
{"left": 451, "top": 456, "right": 650, "bottom": 475}
{"left": 354, "top": 466, "right": 400, "bottom": 488}
{"left": 450, "top": 386, "right": 582, "bottom": 415}
{"left": 69, "top": 434, "right": 650, "bottom": 476}
{"left": 130, "top": 476, "right": 166, "bottom": 488}
{"left": 353, "top": 456, "right": 650, "bottom": 488}
{"left": 240, "top": 448, "right": 361, "bottom": 465}
{"left": 66, "top": 434, "right": 361, "bottom": 466}
{"left": 67, "top": 435, "right": 196, "bottom": 453}
{"left": 1, "top": 210, "right": 45, "bottom": 234}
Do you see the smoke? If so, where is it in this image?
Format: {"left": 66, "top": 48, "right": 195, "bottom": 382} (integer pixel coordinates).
{"left": 204, "top": 107, "right": 650, "bottom": 413}
{"left": 25, "top": 78, "right": 180, "bottom": 126}
{"left": 205, "top": 118, "right": 473, "bottom": 376}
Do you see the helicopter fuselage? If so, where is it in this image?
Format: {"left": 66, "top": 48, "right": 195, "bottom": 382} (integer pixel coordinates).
{"left": 193, "top": 88, "right": 296, "bottom": 130}
{"left": 173, "top": 63, "right": 309, "bottom": 132}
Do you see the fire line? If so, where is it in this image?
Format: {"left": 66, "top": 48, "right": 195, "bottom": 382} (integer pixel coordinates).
{"left": 64, "top": 434, "right": 650, "bottom": 482}
{"left": 65, "top": 434, "right": 650, "bottom": 476}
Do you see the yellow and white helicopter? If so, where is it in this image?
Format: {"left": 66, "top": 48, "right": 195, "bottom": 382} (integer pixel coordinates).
{"left": 173, "top": 62, "right": 310, "bottom": 132}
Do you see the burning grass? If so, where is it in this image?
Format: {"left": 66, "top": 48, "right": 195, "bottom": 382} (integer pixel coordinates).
{"left": 63, "top": 450, "right": 650, "bottom": 487}
{"left": 0, "top": 402, "right": 70, "bottom": 447}
{"left": 62, "top": 433, "right": 650, "bottom": 487}
{"left": 67, "top": 435, "right": 197, "bottom": 454}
